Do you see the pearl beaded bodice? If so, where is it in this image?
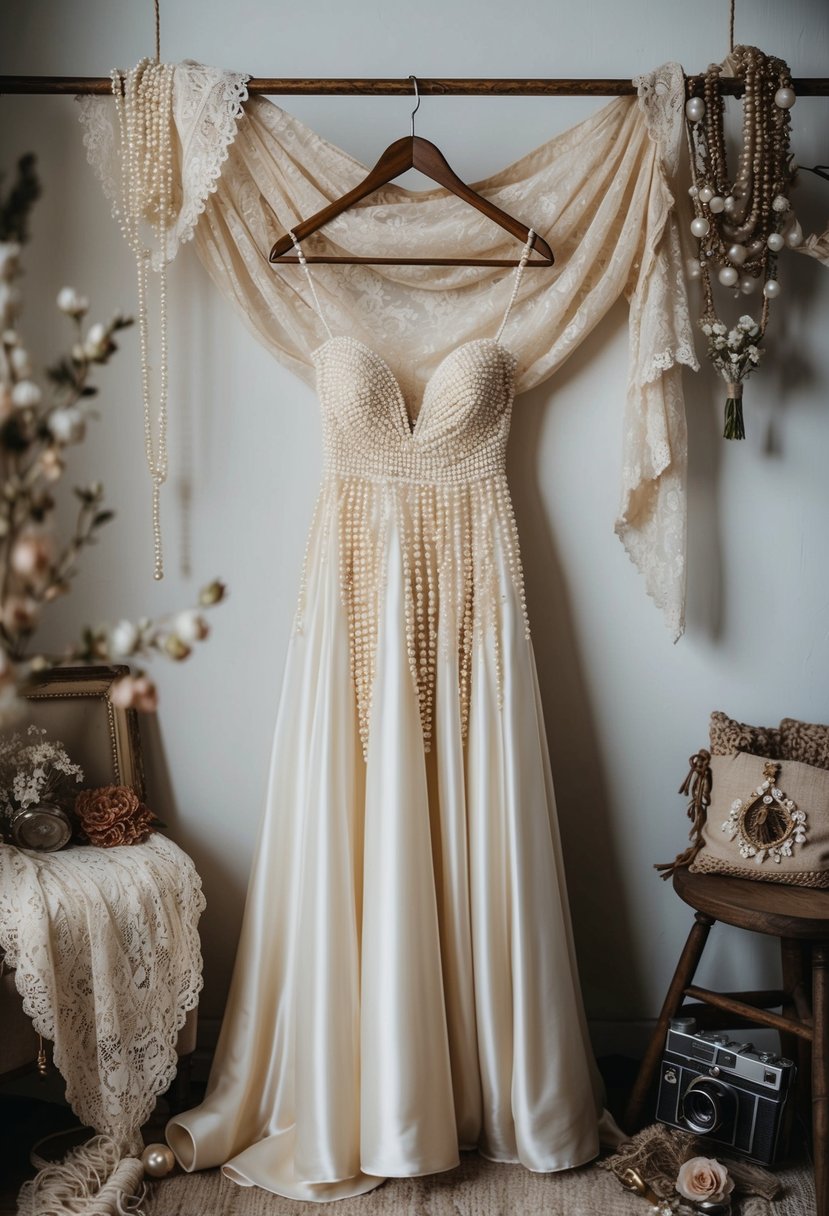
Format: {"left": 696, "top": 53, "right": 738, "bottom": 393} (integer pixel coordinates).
{"left": 293, "top": 231, "right": 535, "bottom": 757}
{"left": 316, "top": 335, "right": 516, "bottom": 485}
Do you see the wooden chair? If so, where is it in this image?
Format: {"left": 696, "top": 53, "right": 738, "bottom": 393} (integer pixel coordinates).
{"left": 624, "top": 867, "right": 829, "bottom": 1216}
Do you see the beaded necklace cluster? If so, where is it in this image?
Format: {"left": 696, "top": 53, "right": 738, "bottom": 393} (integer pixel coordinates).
{"left": 110, "top": 59, "right": 174, "bottom": 578}
{"left": 684, "top": 46, "right": 799, "bottom": 438}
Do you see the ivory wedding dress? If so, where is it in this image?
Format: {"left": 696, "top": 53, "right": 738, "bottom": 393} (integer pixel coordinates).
{"left": 166, "top": 231, "right": 606, "bottom": 1200}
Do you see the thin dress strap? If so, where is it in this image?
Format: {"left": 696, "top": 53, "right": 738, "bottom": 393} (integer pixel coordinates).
{"left": 494, "top": 228, "right": 536, "bottom": 344}
{"left": 288, "top": 231, "right": 334, "bottom": 341}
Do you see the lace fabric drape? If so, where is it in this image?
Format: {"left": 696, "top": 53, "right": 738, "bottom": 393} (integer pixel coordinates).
{"left": 0, "top": 835, "right": 205, "bottom": 1152}
{"left": 79, "top": 60, "right": 697, "bottom": 638}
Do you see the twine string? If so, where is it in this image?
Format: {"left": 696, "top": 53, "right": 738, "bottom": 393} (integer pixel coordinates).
{"left": 154, "top": 0, "right": 161, "bottom": 62}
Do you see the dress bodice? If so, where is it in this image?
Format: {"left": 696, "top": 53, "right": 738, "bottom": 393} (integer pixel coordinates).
{"left": 315, "top": 335, "right": 517, "bottom": 485}
{"left": 291, "top": 228, "right": 535, "bottom": 756}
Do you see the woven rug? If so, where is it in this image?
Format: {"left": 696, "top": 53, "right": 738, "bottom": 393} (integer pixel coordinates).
{"left": 144, "top": 1153, "right": 815, "bottom": 1215}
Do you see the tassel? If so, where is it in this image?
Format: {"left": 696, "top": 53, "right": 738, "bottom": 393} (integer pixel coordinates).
{"left": 655, "top": 749, "right": 712, "bottom": 879}
{"left": 18, "top": 1134, "right": 146, "bottom": 1215}
{"left": 723, "top": 381, "right": 746, "bottom": 440}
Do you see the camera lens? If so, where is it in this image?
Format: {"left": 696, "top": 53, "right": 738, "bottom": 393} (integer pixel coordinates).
{"left": 680, "top": 1077, "right": 737, "bottom": 1135}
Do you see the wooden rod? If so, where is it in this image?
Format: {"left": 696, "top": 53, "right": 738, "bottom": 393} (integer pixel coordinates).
{"left": 684, "top": 984, "right": 813, "bottom": 1041}
{"left": 1, "top": 75, "right": 828, "bottom": 97}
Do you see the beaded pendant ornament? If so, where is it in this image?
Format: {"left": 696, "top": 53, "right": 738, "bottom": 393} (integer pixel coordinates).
{"left": 684, "top": 46, "right": 799, "bottom": 439}
{"left": 721, "top": 760, "right": 807, "bottom": 865}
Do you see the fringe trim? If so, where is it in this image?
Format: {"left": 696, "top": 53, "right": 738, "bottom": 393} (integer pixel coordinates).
{"left": 655, "top": 748, "right": 712, "bottom": 879}
{"left": 691, "top": 853, "right": 829, "bottom": 888}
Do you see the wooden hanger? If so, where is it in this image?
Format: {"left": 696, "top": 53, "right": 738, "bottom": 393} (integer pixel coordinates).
{"left": 269, "top": 76, "right": 554, "bottom": 268}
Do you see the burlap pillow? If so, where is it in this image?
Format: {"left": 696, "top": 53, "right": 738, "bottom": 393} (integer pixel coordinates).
{"left": 708, "top": 710, "right": 782, "bottom": 759}
{"left": 689, "top": 752, "right": 829, "bottom": 888}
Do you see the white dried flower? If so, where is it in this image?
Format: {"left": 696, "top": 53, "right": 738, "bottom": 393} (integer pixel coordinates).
{"left": 174, "top": 609, "right": 210, "bottom": 644}
{"left": 729, "top": 352, "right": 740, "bottom": 363}
{"left": 713, "top": 336, "right": 727, "bottom": 350}
{"left": 11, "top": 380, "right": 41, "bottom": 408}
{"left": 9, "top": 346, "right": 31, "bottom": 377}
{"left": 48, "top": 406, "right": 85, "bottom": 445}
{"left": 772, "top": 195, "right": 790, "bottom": 213}
{"left": 727, "top": 331, "right": 742, "bottom": 349}
{"left": 712, "top": 322, "right": 727, "bottom": 336}
{"left": 83, "top": 322, "right": 108, "bottom": 360}
{"left": 56, "top": 287, "right": 90, "bottom": 317}
{"left": 748, "top": 345, "right": 761, "bottom": 364}
{"left": 701, "top": 323, "right": 713, "bottom": 336}
{"left": 110, "top": 619, "right": 140, "bottom": 657}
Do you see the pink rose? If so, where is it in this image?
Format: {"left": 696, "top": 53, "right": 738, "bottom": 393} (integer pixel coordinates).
{"left": 676, "top": 1156, "right": 734, "bottom": 1204}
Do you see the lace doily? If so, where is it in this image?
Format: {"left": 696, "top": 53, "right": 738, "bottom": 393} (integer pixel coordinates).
{"left": 0, "top": 834, "right": 205, "bottom": 1151}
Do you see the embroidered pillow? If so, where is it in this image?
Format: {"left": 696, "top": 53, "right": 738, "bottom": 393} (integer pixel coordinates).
{"left": 689, "top": 752, "right": 829, "bottom": 888}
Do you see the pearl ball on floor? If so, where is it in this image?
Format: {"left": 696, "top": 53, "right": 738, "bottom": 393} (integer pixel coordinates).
{"left": 740, "top": 275, "right": 758, "bottom": 294}
{"left": 727, "top": 244, "right": 747, "bottom": 265}
{"left": 685, "top": 96, "right": 705, "bottom": 122}
{"left": 142, "top": 1143, "right": 176, "bottom": 1177}
{"left": 718, "top": 266, "right": 739, "bottom": 287}
{"left": 763, "top": 279, "right": 781, "bottom": 299}
{"left": 698, "top": 185, "right": 713, "bottom": 204}
{"left": 767, "top": 232, "right": 785, "bottom": 252}
{"left": 709, "top": 196, "right": 725, "bottom": 214}
{"left": 775, "top": 86, "right": 796, "bottom": 109}
{"left": 691, "top": 217, "right": 710, "bottom": 238}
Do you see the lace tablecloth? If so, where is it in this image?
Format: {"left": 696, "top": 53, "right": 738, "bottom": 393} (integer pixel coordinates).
{"left": 0, "top": 833, "right": 204, "bottom": 1152}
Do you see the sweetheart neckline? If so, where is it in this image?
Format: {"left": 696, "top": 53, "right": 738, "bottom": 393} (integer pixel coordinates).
{"left": 311, "top": 334, "right": 518, "bottom": 439}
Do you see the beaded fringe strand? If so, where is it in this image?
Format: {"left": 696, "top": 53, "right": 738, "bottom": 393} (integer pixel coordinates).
{"left": 296, "top": 474, "right": 530, "bottom": 758}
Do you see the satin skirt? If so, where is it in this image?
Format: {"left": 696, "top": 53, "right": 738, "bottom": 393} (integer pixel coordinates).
{"left": 167, "top": 511, "right": 605, "bottom": 1201}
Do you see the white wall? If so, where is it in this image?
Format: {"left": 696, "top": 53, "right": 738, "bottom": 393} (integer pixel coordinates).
{"left": 2, "top": 0, "right": 828, "bottom": 1046}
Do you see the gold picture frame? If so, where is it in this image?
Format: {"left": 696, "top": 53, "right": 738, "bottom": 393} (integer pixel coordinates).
{"left": 20, "top": 665, "right": 146, "bottom": 800}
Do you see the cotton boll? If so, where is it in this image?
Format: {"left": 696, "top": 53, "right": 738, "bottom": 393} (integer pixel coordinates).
{"left": 48, "top": 406, "right": 86, "bottom": 445}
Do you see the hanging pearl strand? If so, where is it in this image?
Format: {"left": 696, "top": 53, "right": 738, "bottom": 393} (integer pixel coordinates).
{"left": 684, "top": 46, "right": 796, "bottom": 313}
{"left": 111, "top": 59, "right": 174, "bottom": 580}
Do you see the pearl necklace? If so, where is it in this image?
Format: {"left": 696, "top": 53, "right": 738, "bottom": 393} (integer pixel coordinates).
{"left": 111, "top": 59, "right": 174, "bottom": 578}
{"left": 684, "top": 46, "right": 798, "bottom": 438}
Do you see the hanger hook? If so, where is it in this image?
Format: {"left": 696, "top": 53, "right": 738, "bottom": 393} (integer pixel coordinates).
{"left": 409, "top": 75, "right": 420, "bottom": 138}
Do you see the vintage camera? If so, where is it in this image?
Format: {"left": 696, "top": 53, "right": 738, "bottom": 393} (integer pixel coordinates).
{"left": 655, "top": 1016, "right": 796, "bottom": 1164}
